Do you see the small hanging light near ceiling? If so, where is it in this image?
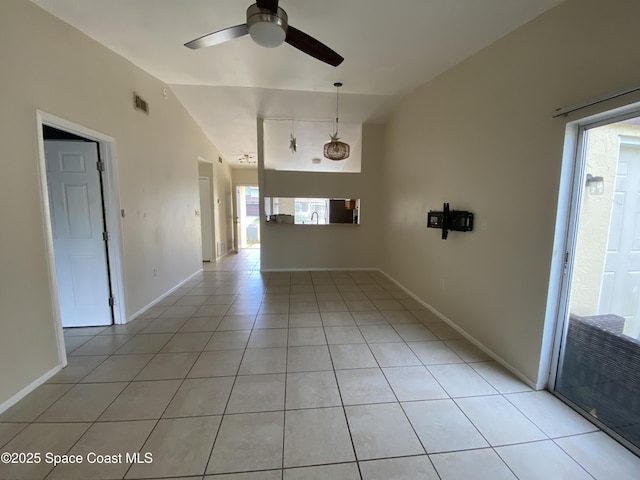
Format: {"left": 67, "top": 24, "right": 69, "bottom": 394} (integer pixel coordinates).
{"left": 324, "top": 82, "right": 350, "bottom": 161}
{"left": 238, "top": 154, "right": 256, "bottom": 165}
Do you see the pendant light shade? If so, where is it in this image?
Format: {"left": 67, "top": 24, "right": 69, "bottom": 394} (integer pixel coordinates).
{"left": 324, "top": 82, "right": 350, "bottom": 161}
{"left": 323, "top": 139, "right": 350, "bottom": 160}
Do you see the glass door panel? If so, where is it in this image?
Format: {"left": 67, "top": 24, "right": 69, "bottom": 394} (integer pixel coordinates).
{"left": 555, "top": 116, "right": 640, "bottom": 453}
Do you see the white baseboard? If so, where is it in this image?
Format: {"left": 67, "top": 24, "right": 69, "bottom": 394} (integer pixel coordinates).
{"left": 261, "top": 267, "right": 379, "bottom": 272}
{"left": 0, "top": 363, "right": 63, "bottom": 415}
{"left": 128, "top": 268, "right": 204, "bottom": 321}
{"left": 379, "top": 269, "right": 540, "bottom": 391}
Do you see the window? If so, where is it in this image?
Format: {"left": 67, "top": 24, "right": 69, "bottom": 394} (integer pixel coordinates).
{"left": 266, "top": 197, "right": 360, "bottom": 224}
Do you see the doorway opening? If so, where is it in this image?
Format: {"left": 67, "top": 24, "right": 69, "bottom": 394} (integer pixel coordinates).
{"left": 199, "top": 177, "right": 213, "bottom": 262}
{"left": 550, "top": 108, "right": 640, "bottom": 455}
{"left": 235, "top": 185, "right": 260, "bottom": 249}
{"left": 36, "top": 112, "right": 125, "bottom": 362}
{"left": 198, "top": 159, "right": 217, "bottom": 262}
{"left": 43, "top": 128, "right": 113, "bottom": 327}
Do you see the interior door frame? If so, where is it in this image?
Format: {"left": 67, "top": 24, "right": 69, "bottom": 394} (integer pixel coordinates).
{"left": 197, "top": 157, "right": 217, "bottom": 259}
{"left": 35, "top": 111, "right": 126, "bottom": 366}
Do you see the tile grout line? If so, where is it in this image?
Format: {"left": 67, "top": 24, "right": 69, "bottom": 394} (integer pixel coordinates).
{"left": 122, "top": 310, "right": 235, "bottom": 479}
{"left": 324, "top": 276, "right": 365, "bottom": 480}
{"left": 201, "top": 277, "right": 260, "bottom": 478}
{"left": 41, "top": 324, "right": 178, "bottom": 480}
{"left": 280, "top": 297, "right": 291, "bottom": 473}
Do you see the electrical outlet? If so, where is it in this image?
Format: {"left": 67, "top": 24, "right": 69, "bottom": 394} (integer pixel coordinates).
{"left": 153, "top": 268, "right": 158, "bottom": 277}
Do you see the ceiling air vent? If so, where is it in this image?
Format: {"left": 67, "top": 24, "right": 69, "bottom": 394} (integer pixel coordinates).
{"left": 134, "top": 93, "right": 149, "bottom": 114}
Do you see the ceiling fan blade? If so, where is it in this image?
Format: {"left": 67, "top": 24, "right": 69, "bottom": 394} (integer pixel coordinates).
{"left": 285, "top": 26, "right": 344, "bottom": 67}
{"left": 185, "top": 24, "right": 249, "bottom": 50}
{"left": 256, "top": 0, "right": 279, "bottom": 14}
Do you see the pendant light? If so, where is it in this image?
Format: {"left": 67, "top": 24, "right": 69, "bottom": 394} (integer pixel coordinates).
{"left": 323, "top": 82, "right": 350, "bottom": 161}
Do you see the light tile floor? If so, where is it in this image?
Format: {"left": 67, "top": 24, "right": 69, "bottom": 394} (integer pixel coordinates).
{"left": 1, "top": 249, "right": 640, "bottom": 479}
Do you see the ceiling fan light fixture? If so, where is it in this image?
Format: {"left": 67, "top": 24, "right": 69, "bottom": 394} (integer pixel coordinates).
{"left": 324, "top": 82, "right": 350, "bottom": 161}
{"left": 185, "top": 2, "right": 343, "bottom": 66}
{"left": 247, "top": 4, "right": 288, "bottom": 48}
{"left": 238, "top": 154, "right": 256, "bottom": 165}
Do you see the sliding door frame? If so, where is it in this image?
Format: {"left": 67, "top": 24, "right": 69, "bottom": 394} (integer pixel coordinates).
{"left": 548, "top": 102, "right": 640, "bottom": 456}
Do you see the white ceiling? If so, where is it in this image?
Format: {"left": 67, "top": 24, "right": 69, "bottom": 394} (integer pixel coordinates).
{"left": 32, "top": 0, "right": 564, "bottom": 168}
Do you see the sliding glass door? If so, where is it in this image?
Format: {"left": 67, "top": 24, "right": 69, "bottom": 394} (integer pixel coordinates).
{"left": 553, "top": 113, "right": 640, "bottom": 454}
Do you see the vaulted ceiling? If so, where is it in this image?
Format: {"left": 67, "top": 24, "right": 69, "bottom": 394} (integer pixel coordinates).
{"left": 32, "top": 0, "right": 564, "bottom": 168}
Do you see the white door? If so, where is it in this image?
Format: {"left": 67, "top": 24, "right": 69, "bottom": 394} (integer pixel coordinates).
{"left": 599, "top": 143, "right": 640, "bottom": 337}
{"left": 45, "top": 141, "right": 112, "bottom": 327}
{"left": 199, "top": 177, "right": 213, "bottom": 262}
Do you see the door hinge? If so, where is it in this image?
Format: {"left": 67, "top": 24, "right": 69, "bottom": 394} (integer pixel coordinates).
{"left": 102, "top": 231, "right": 110, "bottom": 241}
{"left": 97, "top": 161, "right": 105, "bottom": 172}
{"left": 108, "top": 297, "right": 115, "bottom": 307}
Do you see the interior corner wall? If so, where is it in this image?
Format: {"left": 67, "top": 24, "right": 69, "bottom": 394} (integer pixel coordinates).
{"left": 0, "top": 0, "right": 231, "bottom": 407}
{"left": 380, "top": 0, "right": 640, "bottom": 386}
{"left": 260, "top": 124, "right": 385, "bottom": 270}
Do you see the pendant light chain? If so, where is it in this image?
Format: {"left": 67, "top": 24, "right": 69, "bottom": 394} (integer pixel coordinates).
{"left": 335, "top": 82, "right": 340, "bottom": 137}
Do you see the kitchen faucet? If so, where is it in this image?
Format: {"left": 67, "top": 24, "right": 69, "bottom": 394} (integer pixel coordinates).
{"left": 311, "top": 211, "right": 319, "bottom": 224}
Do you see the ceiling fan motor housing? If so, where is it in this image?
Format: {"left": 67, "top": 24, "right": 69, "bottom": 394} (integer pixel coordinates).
{"left": 247, "top": 4, "right": 288, "bottom": 48}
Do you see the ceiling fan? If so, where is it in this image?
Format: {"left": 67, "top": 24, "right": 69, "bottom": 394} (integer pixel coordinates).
{"left": 184, "top": 0, "right": 344, "bottom": 67}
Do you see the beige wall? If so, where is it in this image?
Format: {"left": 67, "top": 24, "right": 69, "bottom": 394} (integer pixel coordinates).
{"left": 0, "top": 1, "right": 232, "bottom": 406}
{"left": 260, "top": 124, "right": 385, "bottom": 270}
{"left": 232, "top": 168, "right": 259, "bottom": 187}
{"left": 381, "top": 0, "right": 640, "bottom": 386}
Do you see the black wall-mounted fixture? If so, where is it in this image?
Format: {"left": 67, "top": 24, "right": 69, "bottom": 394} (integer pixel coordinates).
{"left": 427, "top": 203, "right": 474, "bottom": 239}
{"left": 585, "top": 173, "right": 604, "bottom": 195}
